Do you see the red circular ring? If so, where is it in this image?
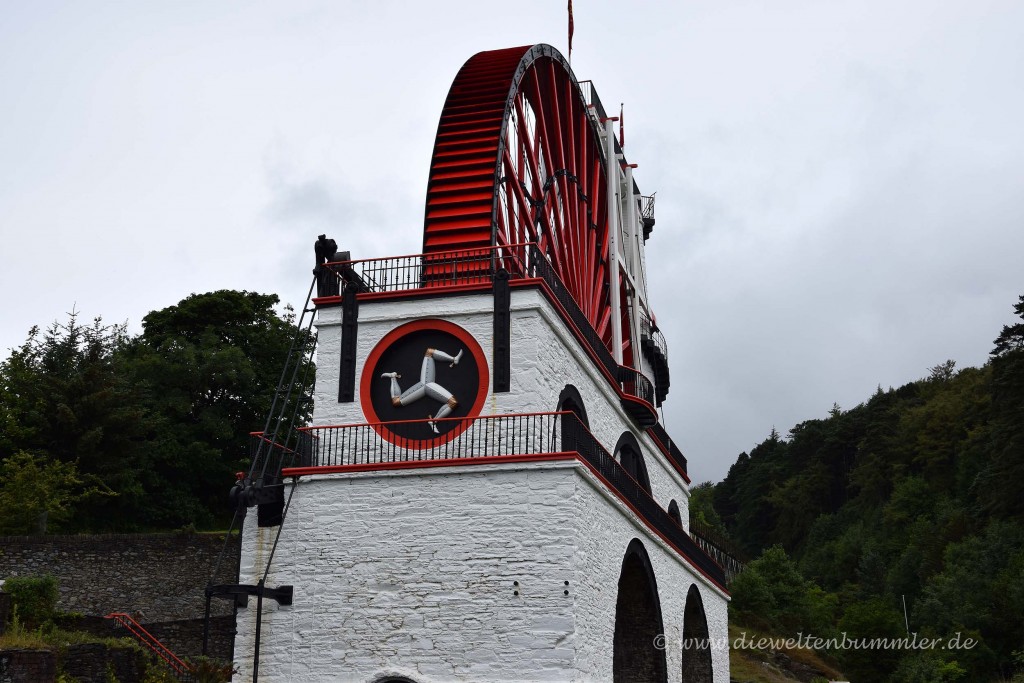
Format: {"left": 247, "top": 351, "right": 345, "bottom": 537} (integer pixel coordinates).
{"left": 360, "top": 319, "right": 489, "bottom": 448}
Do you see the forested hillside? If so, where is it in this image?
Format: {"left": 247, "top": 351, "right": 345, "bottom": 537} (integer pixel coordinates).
{"left": 0, "top": 291, "right": 311, "bottom": 533}
{"left": 705, "top": 295, "right": 1024, "bottom": 682}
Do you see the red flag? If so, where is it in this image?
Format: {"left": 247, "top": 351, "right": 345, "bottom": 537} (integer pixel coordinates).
{"left": 619, "top": 103, "right": 624, "bottom": 147}
{"left": 568, "top": 0, "right": 574, "bottom": 61}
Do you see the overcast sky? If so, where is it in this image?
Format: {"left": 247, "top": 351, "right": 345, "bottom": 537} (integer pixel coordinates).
{"left": 2, "top": 1, "right": 1022, "bottom": 484}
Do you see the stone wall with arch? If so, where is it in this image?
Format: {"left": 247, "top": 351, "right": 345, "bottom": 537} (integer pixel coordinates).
{"left": 613, "top": 539, "right": 668, "bottom": 682}
{"left": 572, "top": 473, "right": 729, "bottom": 682}
{"left": 681, "top": 584, "right": 715, "bottom": 683}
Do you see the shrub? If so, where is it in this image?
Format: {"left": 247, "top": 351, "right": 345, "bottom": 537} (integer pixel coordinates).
{"left": 186, "top": 656, "right": 236, "bottom": 683}
{"left": 4, "top": 575, "right": 59, "bottom": 629}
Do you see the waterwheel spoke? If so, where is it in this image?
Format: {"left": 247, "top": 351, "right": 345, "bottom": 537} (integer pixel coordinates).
{"left": 528, "top": 71, "right": 576, "bottom": 298}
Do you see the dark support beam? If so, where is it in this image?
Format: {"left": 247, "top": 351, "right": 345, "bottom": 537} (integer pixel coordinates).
{"left": 493, "top": 269, "right": 511, "bottom": 392}
{"left": 339, "top": 286, "right": 359, "bottom": 402}
{"left": 203, "top": 583, "right": 293, "bottom": 657}
{"left": 256, "top": 482, "right": 284, "bottom": 528}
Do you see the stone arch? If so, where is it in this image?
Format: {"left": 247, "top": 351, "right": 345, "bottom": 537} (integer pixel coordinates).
{"left": 558, "top": 384, "right": 589, "bottom": 454}
{"left": 615, "top": 431, "right": 652, "bottom": 494}
{"left": 613, "top": 539, "right": 668, "bottom": 683}
{"left": 668, "top": 499, "right": 682, "bottom": 526}
{"left": 557, "top": 384, "right": 589, "bottom": 426}
{"left": 681, "top": 584, "right": 714, "bottom": 683}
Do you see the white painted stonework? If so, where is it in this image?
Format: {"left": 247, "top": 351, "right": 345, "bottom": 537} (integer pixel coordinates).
{"left": 314, "top": 289, "right": 691, "bottom": 525}
{"left": 235, "top": 462, "right": 728, "bottom": 682}
{"left": 234, "top": 288, "right": 729, "bottom": 682}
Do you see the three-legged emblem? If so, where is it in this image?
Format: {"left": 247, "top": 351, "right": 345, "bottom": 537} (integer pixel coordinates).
{"left": 381, "top": 348, "right": 463, "bottom": 433}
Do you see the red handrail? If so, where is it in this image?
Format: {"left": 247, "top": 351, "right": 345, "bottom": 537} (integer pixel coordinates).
{"left": 105, "top": 612, "right": 192, "bottom": 677}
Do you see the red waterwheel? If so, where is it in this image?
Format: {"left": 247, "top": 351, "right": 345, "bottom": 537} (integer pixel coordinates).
{"left": 423, "top": 44, "right": 632, "bottom": 364}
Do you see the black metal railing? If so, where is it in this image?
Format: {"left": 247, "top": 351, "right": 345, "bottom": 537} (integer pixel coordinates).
{"left": 647, "top": 422, "right": 688, "bottom": 475}
{"left": 639, "top": 194, "right": 656, "bottom": 240}
{"left": 527, "top": 244, "right": 621, "bottom": 382}
{"left": 297, "top": 412, "right": 561, "bottom": 467}
{"left": 323, "top": 244, "right": 530, "bottom": 295}
{"left": 326, "top": 241, "right": 659, "bottom": 414}
{"left": 527, "top": 245, "right": 656, "bottom": 412}
{"left": 690, "top": 519, "right": 746, "bottom": 584}
{"left": 569, "top": 418, "right": 726, "bottom": 586}
{"left": 320, "top": 240, "right": 663, "bottom": 428}
{"left": 639, "top": 194, "right": 656, "bottom": 222}
{"left": 618, "top": 365, "right": 656, "bottom": 408}
{"left": 288, "top": 411, "right": 725, "bottom": 586}
{"left": 639, "top": 311, "right": 668, "bottom": 365}
{"left": 578, "top": 80, "right": 608, "bottom": 122}
{"left": 577, "top": 78, "right": 625, "bottom": 162}
{"left": 639, "top": 310, "right": 670, "bottom": 407}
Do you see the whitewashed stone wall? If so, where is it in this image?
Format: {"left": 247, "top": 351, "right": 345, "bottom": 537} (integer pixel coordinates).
{"left": 312, "top": 288, "right": 690, "bottom": 523}
{"left": 235, "top": 462, "right": 579, "bottom": 682}
{"left": 571, "top": 469, "right": 729, "bottom": 682}
{"left": 233, "top": 460, "right": 728, "bottom": 683}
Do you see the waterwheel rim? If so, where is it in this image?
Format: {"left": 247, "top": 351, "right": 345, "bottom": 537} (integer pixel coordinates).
{"left": 423, "top": 43, "right": 628, "bottom": 359}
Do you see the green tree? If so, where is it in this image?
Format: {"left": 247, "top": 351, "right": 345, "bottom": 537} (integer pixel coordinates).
{"left": 0, "top": 452, "right": 111, "bottom": 534}
{"left": 124, "top": 290, "right": 314, "bottom": 525}
{"left": 704, "top": 293, "right": 1024, "bottom": 680}
{"left": 0, "top": 291, "right": 310, "bottom": 531}
{"left": 715, "top": 431, "right": 788, "bottom": 556}
{"left": 834, "top": 597, "right": 905, "bottom": 681}
{"left": 730, "top": 545, "right": 835, "bottom": 634}
{"left": 975, "top": 294, "right": 1024, "bottom": 519}
{"left": 688, "top": 481, "right": 727, "bottom": 533}
{"left": 914, "top": 522, "right": 1024, "bottom": 677}
{"left": 0, "top": 313, "right": 156, "bottom": 530}
{"left": 890, "top": 651, "right": 967, "bottom": 683}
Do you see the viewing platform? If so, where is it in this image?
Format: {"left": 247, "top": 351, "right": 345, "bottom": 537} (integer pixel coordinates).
{"left": 250, "top": 410, "right": 724, "bottom": 589}
{"left": 313, "top": 243, "right": 662, "bottom": 429}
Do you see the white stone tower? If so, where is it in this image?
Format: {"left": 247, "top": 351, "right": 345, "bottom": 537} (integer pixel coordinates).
{"left": 232, "top": 44, "right": 730, "bottom": 683}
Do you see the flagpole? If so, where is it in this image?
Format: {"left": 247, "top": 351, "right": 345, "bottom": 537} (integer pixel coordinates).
{"left": 568, "top": 0, "right": 574, "bottom": 65}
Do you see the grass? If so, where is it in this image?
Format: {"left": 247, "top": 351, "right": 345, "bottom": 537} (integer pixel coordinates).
{"left": 0, "top": 628, "right": 50, "bottom": 650}
{"left": 0, "top": 612, "right": 140, "bottom": 653}
{"left": 729, "top": 623, "right": 847, "bottom": 683}
{"left": 731, "top": 652, "right": 811, "bottom": 683}
{"left": 1, "top": 612, "right": 235, "bottom": 682}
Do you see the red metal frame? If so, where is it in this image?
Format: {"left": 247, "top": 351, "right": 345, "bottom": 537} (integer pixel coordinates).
{"left": 249, "top": 432, "right": 299, "bottom": 456}
{"left": 422, "top": 44, "right": 629, "bottom": 360}
{"left": 283, "top": 451, "right": 578, "bottom": 477}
